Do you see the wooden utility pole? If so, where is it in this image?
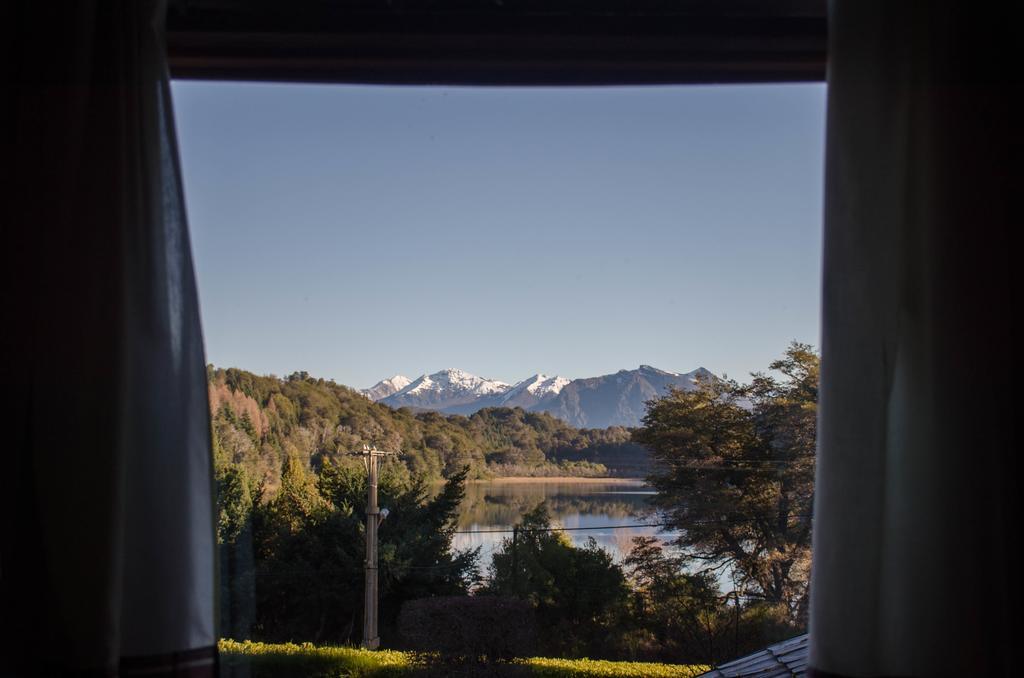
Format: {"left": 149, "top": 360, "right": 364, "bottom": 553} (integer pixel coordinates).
{"left": 511, "top": 526, "right": 519, "bottom": 593}
{"left": 351, "top": 445, "right": 394, "bottom": 650}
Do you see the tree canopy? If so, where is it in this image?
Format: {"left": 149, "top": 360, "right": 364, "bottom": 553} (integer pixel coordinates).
{"left": 485, "top": 504, "right": 631, "bottom": 658}
{"left": 634, "top": 343, "right": 817, "bottom": 621}
{"left": 217, "top": 452, "right": 479, "bottom": 644}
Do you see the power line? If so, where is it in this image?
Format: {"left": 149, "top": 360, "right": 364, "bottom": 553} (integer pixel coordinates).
{"left": 657, "top": 462, "right": 815, "bottom": 472}
{"left": 453, "top": 513, "right": 812, "bottom": 535}
{"left": 247, "top": 560, "right": 476, "bottom": 575}
{"left": 671, "top": 458, "right": 814, "bottom": 465}
{"left": 455, "top": 522, "right": 671, "bottom": 534}
{"left": 236, "top": 518, "right": 814, "bottom": 578}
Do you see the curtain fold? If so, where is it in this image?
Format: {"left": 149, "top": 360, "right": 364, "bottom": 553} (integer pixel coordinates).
{"left": 4, "top": 1, "right": 215, "bottom": 674}
{"left": 810, "top": 2, "right": 1017, "bottom": 676}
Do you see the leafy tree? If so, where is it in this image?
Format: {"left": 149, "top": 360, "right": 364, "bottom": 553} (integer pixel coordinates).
{"left": 238, "top": 457, "right": 479, "bottom": 645}
{"left": 634, "top": 343, "right": 817, "bottom": 622}
{"left": 486, "top": 504, "right": 630, "bottom": 658}
{"left": 620, "top": 536, "right": 731, "bottom": 664}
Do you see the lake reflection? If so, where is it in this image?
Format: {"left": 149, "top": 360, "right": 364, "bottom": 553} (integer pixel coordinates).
{"left": 451, "top": 479, "right": 671, "bottom": 571}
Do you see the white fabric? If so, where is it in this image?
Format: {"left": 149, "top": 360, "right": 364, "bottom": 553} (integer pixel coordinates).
{"left": 3, "top": 0, "right": 215, "bottom": 671}
{"left": 118, "top": 4, "right": 216, "bottom": 657}
{"left": 810, "top": 2, "right": 1014, "bottom": 675}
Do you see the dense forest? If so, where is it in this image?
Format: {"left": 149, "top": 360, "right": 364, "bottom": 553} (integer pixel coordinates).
{"left": 218, "top": 460, "right": 798, "bottom": 664}
{"left": 208, "top": 365, "right": 646, "bottom": 490}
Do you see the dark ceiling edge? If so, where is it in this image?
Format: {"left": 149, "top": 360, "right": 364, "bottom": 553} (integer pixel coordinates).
{"left": 166, "top": 55, "right": 827, "bottom": 87}
{"left": 165, "top": 3, "right": 827, "bottom": 86}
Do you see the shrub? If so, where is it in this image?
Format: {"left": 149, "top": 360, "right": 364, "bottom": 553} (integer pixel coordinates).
{"left": 398, "top": 596, "right": 538, "bottom": 661}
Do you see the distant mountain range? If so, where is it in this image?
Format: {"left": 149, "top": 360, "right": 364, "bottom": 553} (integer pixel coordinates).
{"left": 362, "top": 365, "right": 713, "bottom": 428}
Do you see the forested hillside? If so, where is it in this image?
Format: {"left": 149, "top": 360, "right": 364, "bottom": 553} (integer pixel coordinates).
{"left": 208, "top": 366, "right": 646, "bottom": 490}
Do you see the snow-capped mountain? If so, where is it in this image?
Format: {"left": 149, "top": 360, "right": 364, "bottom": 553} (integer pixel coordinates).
{"left": 367, "top": 365, "right": 714, "bottom": 427}
{"left": 497, "top": 374, "right": 572, "bottom": 409}
{"left": 380, "top": 368, "right": 511, "bottom": 411}
{"left": 533, "top": 365, "right": 713, "bottom": 428}
{"left": 361, "top": 375, "right": 412, "bottom": 401}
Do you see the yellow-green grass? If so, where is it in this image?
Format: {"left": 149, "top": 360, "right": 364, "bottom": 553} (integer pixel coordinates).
{"left": 219, "top": 639, "right": 410, "bottom": 677}
{"left": 523, "top": 657, "right": 707, "bottom": 677}
{"left": 219, "top": 639, "right": 708, "bottom": 678}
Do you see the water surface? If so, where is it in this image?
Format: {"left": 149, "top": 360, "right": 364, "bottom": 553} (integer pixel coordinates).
{"left": 451, "top": 479, "right": 672, "bottom": 572}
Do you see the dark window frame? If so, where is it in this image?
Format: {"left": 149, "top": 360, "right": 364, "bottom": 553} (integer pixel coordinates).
{"left": 167, "top": 0, "right": 826, "bottom": 86}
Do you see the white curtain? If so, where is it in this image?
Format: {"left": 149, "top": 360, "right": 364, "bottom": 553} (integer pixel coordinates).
{"left": 3, "top": 1, "right": 216, "bottom": 674}
{"left": 810, "top": 2, "right": 1015, "bottom": 676}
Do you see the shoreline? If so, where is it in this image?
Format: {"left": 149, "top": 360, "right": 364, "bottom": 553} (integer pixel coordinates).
{"left": 467, "top": 476, "right": 646, "bottom": 485}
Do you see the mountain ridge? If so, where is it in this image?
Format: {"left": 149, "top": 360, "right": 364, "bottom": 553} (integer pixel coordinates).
{"left": 372, "top": 365, "right": 712, "bottom": 428}
{"left": 361, "top": 375, "right": 412, "bottom": 400}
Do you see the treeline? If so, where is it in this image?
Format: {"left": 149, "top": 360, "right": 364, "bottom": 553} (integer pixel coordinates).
{"left": 218, "top": 462, "right": 796, "bottom": 666}
{"left": 208, "top": 365, "right": 645, "bottom": 490}
{"left": 479, "top": 505, "right": 798, "bottom": 664}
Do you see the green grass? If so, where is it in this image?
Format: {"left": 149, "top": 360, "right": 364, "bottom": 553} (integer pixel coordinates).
{"left": 219, "top": 639, "right": 410, "bottom": 677}
{"left": 219, "top": 639, "right": 708, "bottom": 678}
{"left": 523, "top": 657, "right": 707, "bottom": 677}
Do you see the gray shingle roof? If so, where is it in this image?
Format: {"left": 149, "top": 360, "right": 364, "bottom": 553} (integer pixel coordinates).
{"left": 698, "top": 633, "right": 809, "bottom": 677}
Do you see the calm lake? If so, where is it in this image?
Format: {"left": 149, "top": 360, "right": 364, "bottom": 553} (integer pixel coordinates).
{"left": 451, "top": 478, "right": 674, "bottom": 572}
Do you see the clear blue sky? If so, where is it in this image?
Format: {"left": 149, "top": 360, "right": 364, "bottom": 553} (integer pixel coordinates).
{"left": 172, "top": 82, "right": 826, "bottom": 389}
